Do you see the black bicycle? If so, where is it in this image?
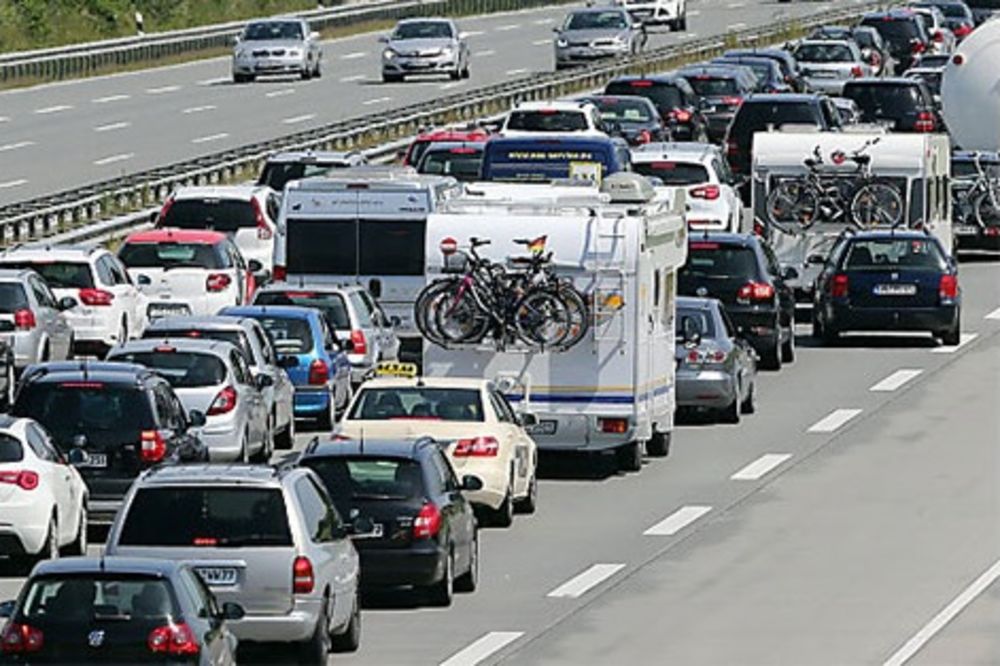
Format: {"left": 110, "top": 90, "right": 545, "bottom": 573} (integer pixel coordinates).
{"left": 953, "top": 151, "right": 1000, "bottom": 228}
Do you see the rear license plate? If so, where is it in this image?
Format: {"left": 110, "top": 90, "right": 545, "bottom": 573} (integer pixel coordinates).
{"left": 196, "top": 567, "right": 238, "bottom": 586}
{"left": 528, "top": 420, "right": 558, "bottom": 436}
{"left": 74, "top": 453, "right": 107, "bottom": 468}
{"left": 148, "top": 303, "right": 190, "bottom": 319}
{"left": 954, "top": 225, "right": 978, "bottom": 236}
{"left": 354, "top": 523, "right": 385, "bottom": 539}
{"left": 873, "top": 283, "right": 917, "bottom": 296}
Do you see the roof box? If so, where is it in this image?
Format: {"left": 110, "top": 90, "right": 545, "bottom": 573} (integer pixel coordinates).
{"left": 600, "top": 172, "right": 655, "bottom": 203}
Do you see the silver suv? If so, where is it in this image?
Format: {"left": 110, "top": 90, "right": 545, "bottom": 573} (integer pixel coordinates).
{"left": 232, "top": 18, "right": 322, "bottom": 83}
{"left": 105, "top": 465, "right": 363, "bottom": 662}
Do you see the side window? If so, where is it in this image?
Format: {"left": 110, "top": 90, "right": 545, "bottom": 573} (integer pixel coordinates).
{"left": 27, "top": 277, "right": 49, "bottom": 308}
{"left": 107, "top": 257, "right": 130, "bottom": 285}
{"left": 265, "top": 194, "right": 280, "bottom": 222}
{"left": 230, "top": 351, "right": 251, "bottom": 385}
{"left": 94, "top": 257, "right": 115, "bottom": 286}
{"left": 488, "top": 391, "right": 513, "bottom": 423}
{"left": 358, "top": 291, "right": 384, "bottom": 325}
{"left": 170, "top": 391, "right": 189, "bottom": 427}
{"left": 432, "top": 452, "right": 460, "bottom": 492}
{"left": 215, "top": 245, "right": 233, "bottom": 269}
{"left": 295, "top": 477, "right": 340, "bottom": 543}
{"left": 761, "top": 244, "right": 781, "bottom": 277}
{"left": 229, "top": 244, "right": 245, "bottom": 270}
{"left": 349, "top": 293, "right": 373, "bottom": 326}
{"left": 720, "top": 307, "right": 737, "bottom": 339}
{"left": 152, "top": 386, "right": 175, "bottom": 429}
{"left": 653, "top": 269, "right": 662, "bottom": 310}
{"left": 253, "top": 326, "right": 276, "bottom": 366}
{"left": 179, "top": 568, "right": 215, "bottom": 619}
{"left": 25, "top": 424, "right": 57, "bottom": 462}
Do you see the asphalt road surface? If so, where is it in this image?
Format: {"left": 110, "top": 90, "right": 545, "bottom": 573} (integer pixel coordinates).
{"left": 0, "top": 0, "right": 859, "bottom": 205}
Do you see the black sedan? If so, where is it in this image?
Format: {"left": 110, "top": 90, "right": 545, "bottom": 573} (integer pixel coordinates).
{"left": 578, "top": 95, "right": 668, "bottom": 146}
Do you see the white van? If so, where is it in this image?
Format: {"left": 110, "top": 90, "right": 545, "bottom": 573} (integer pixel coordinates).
{"left": 274, "top": 168, "right": 460, "bottom": 362}
{"left": 422, "top": 173, "right": 687, "bottom": 472}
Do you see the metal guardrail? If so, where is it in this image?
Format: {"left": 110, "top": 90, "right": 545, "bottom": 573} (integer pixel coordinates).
{"left": 0, "top": 0, "right": 573, "bottom": 86}
{"left": 0, "top": 0, "right": 889, "bottom": 247}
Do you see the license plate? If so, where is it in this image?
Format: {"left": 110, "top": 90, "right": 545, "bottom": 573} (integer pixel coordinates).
{"left": 148, "top": 303, "right": 190, "bottom": 319}
{"left": 954, "top": 225, "right": 979, "bottom": 236}
{"left": 196, "top": 567, "right": 239, "bottom": 586}
{"left": 354, "top": 523, "right": 385, "bottom": 539}
{"left": 74, "top": 453, "right": 107, "bottom": 468}
{"left": 528, "top": 420, "right": 558, "bottom": 436}
{"left": 873, "top": 284, "right": 917, "bottom": 296}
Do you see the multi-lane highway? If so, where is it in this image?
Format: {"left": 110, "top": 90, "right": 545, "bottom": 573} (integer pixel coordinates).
{"left": 0, "top": 0, "right": 860, "bottom": 205}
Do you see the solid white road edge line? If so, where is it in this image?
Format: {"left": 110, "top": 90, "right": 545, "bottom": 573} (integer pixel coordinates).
{"left": 643, "top": 505, "right": 712, "bottom": 537}
{"left": 0, "top": 141, "right": 35, "bottom": 152}
{"left": 547, "top": 563, "right": 626, "bottom": 599}
{"left": 883, "top": 558, "right": 1000, "bottom": 666}
{"left": 0, "top": 180, "right": 27, "bottom": 190}
{"left": 986, "top": 306, "right": 1000, "bottom": 320}
{"left": 440, "top": 632, "right": 525, "bottom": 666}
{"left": 930, "top": 333, "right": 978, "bottom": 353}
{"left": 807, "top": 408, "right": 862, "bottom": 433}
{"left": 730, "top": 454, "right": 792, "bottom": 481}
{"left": 869, "top": 369, "right": 924, "bottom": 392}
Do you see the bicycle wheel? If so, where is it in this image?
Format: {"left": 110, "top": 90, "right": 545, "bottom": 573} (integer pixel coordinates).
{"left": 766, "top": 180, "right": 819, "bottom": 231}
{"left": 434, "top": 288, "right": 490, "bottom": 344}
{"left": 513, "top": 290, "right": 570, "bottom": 347}
{"left": 974, "top": 191, "right": 1000, "bottom": 227}
{"left": 415, "top": 280, "right": 459, "bottom": 346}
{"left": 555, "top": 284, "right": 590, "bottom": 349}
{"left": 850, "top": 182, "right": 903, "bottom": 228}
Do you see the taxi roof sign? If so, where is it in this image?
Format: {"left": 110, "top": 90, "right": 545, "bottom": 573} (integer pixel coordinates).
{"left": 375, "top": 362, "right": 419, "bottom": 378}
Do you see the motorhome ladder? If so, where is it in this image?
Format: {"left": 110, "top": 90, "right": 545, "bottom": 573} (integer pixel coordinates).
{"left": 587, "top": 214, "right": 628, "bottom": 347}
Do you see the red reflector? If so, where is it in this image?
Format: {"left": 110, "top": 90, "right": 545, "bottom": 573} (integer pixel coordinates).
{"left": 293, "top": 556, "right": 315, "bottom": 594}
{"left": 689, "top": 242, "right": 720, "bottom": 250}
{"left": 939, "top": 274, "right": 958, "bottom": 299}
{"left": 413, "top": 503, "right": 442, "bottom": 539}
{"left": 1, "top": 623, "right": 44, "bottom": 654}
{"left": 630, "top": 80, "right": 653, "bottom": 87}
{"left": 439, "top": 237, "right": 458, "bottom": 255}
{"left": 453, "top": 436, "right": 500, "bottom": 457}
{"left": 193, "top": 537, "right": 218, "bottom": 547}
{"left": 79, "top": 288, "right": 115, "bottom": 306}
{"left": 599, "top": 417, "right": 628, "bottom": 434}
{"left": 831, "top": 273, "right": 849, "bottom": 298}
{"left": 0, "top": 471, "right": 39, "bottom": 491}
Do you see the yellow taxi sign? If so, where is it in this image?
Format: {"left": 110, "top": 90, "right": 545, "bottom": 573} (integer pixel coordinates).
{"left": 375, "top": 361, "right": 419, "bottom": 378}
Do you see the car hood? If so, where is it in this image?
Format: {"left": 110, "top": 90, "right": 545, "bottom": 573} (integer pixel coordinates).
{"left": 386, "top": 38, "right": 455, "bottom": 54}
{"left": 240, "top": 39, "right": 306, "bottom": 51}
{"left": 562, "top": 28, "right": 629, "bottom": 42}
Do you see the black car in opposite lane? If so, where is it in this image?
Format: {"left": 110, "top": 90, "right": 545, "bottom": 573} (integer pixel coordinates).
{"left": 812, "top": 230, "right": 961, "bottom": 345}
{"left": 604, "top": 75, "right": 710, "bottom": 142}
{"left": 298, "top": 436, "right": 480, "bottom": 607}
{"left": 678, "top": 233, "right": 797, "bottom": 370}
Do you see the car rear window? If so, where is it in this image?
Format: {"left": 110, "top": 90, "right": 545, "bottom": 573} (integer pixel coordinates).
{"left": 862, "top": 17, "right": 921, "bottom": 45}
{"left": 605, "top": 81, "right": 684, "bottom": 111}
{"left": 676, "top": 307, "right": 716, "bottom": 339}
{"left": 254, "top": 291, "right": 351, "bottom": 329}
{"left": 119, "top": 242, "right": 222, "bottom": 270}
{"left": 936, "top": 3, "right": 970, "bottom": 16}
{"left": 259, "top": 163, "right": 338, "bottom": 191}
{"left": 160, "top": 199, "right": 256, "bottom": 233}
{"left": 685, "top": 76, "right": 739, "bottom": 96}
{"left": 633, "top": 161, "right": 709, "bottom": 185}
{"left": 285, "top": 219, "right": 426, "bottom": 277}
{"left": 681, "top": 243, "right": 761, "bottom": 279}
{"left": 305, "top": 457, "right": 426, "bottom": 507}
{"left": 108, "top": 351, "right": 227, "bottom": 388}
{"left": 844, "top": 83, "right": 922, "bottom": 116}
{"left": 795, "top": 43, "right": 855, "bottom": 62}
{"left": 505, "top": 110, "right": 589, "bottom": 132}
{"left": 0, "top": 434, "right": 23, "bottom": 463}
{"left": 143, "top": 328, "right": 255, "bottom": 364}
{"left": 118, "top": 487, "right": 293, "bottom": 547}
{"left": 13, "top": 384, "right": 154, "bottom": 441}
{"left": 349, "top": 387, "right": 484, "bottom": 421}
{"left": 0, "top": 262, "right": 94, "bottom": 289}
{"left": 588, "top": 97, "right": 655, "bottom": 122}
{"left": 256, "top": 316, "right": 314, "bottom": 355}
{"left": 840, "top": 238, "right": 947, "bottom": 271}
{"left": 418, "top": 149, "right": 484, "bottom": 181}
{"left": 0, "top": 283, "right": 29, "bottom": 314}
{"left": 731, "top": 102, "right": 822, "bottom": 134}
{"left": 966, "top": 0, "right": 1000, "bottom": 8}
{"left": 20, "top": 575, "right": 178, "bottom": 622}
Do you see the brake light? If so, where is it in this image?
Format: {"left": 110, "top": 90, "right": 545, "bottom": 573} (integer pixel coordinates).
{"left": 273, "top": 265, "right": 287, "bottom": 281}
{"left": 720, "top": 96, "right": 743, "bottom": 107}
{"left": 453, "top": 436, "right": 500, "bottom": 457}
{"left": 206, "top": 273, "right": 232, "bottom": 292}
{"left": 954, "top": 23, "right": 972, "bottom": 38}
{"left": 911, "top": 40, "right": 926, "bottom": 54}
{"left": 293, "top": 556, "right": 314, "bottom": 594}
{"left": 689, "top": 242, "right": 720, "bottom": 250}
{"left": 350, "top": 330, "right": 367, "bottom": 355}
{"left": 59, "top": 381, "right": 103, "bottom": 388}
{"left": 753, "top": 219, "right": 765, "bottom": 236}
{"left": 915, "top": 111, "right": 936, "bottom": 132}
{"left": 413, "top": 503, "right": 442, "bottom": 539}
{"left": 670, "top": 108, "right": 692, "bottom": 123}
{"left": 686, "top": 348, "right": 726, "bottom": 365}
{"left": 736, "top": 281, "right": 775, "bottom": 304}
{"left": 629, "top": 80, "right": 653, "bottom": 87}
{"left": 449, "top": 147, "right": 478, "bottom": 154}
{"left": 250, "top": 198, "right": 272, "bottom": 241}
{"left": 599, "top": 417, "right": 628, "bottom": 433}
{"left": 690, "top": 184, "right": 720, "bottom": 200}
{"left": 830, "top": 273, "right": 849, "bottom": 298}
{"left": 1, "top": 623, "right": 43, "bottom": 654}
{"left": 932, "top": 30, "right": 944, "bottom": 43}
{"left": 308, "top": 359, "right": 329, "bottom": 385}
{"left": 13, "top": 309, "right": 35, "bottom": 331}
{"left": 78, "top": 288, "right": 115, "bottom": 306}
{"left": 635, "top": 129, "right": 652, "bottom": 144}
{"left": 140, "top": 430, "right": 166, "bottom": 463}
{"left": 850, "top": 65, "right": 864, "bottom": 77}
{"left": 0, "top": 470, "right": 39, "bottom": 491}
{"left": 155, "top": 198, "right": 174, "bottom": 227}
{"left": 939, "top": 274, "right": 958, "bottom": 300}
{"left": 147, "top": 622, "right": 199, "bottom": 656}
{"left": 207, "top": 386, "right": 237, "bottom": 416}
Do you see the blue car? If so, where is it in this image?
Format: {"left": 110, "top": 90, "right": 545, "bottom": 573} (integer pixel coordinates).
{"left": 219, "top": 305, "right": 352, "bottom": 427}
{"left": 812, "top": 230, "right": 961, "bottom": 345}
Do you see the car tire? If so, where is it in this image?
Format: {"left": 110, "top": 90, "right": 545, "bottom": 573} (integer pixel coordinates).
{"left": 646, "top": 430, "right": 670, "bottom": 457}
{"left": 758, "top": 334, "right": 782, "bottom": 371}
{"left": 489, "top": 488, "right": 514, "bottom": 528}
{"left": 679, "top": 13, "right": 688, "bottom": 30}
{"left": 740, "top": 381, "right": 756, "bottom": 415}
{"left": 514, "top": 473, "right": 538, "bottom": 514}
{"left": 449, "top": 68, "right": 462, "bottom": 81}
{"left": 720, "top": 393, "right": 741, "bottom": 424}
{"left": 454, "top": 531, "right": 479, "bottom": 593}
{"left": 276, "top": 416, "right": 295, "bottom": 450}
{"left": 301, "top": 66, "right": 313, "bottom": 81}
{"left": 331, "top": 589, "right": 361, "bottom": 653}
{"left": 941, "top": 318, "right": 961, "bottom": 346}
{"left": 66, "top": 506, "right": 87, "bottom": 556}
{"left": 617, "top": 441, "right": 642, "bottom": 473}
{"left": 427, "top": 550, "right": 454, "bottom": 607}
{"left": 781, "top": 323, "right": 796, "bottom": 363}
{"left": 314, "top": 61, "right": 322, "bottom": 79}
{"left": 298, "top": 598, "right": 332, "bottom": 665}
{"left": 382, "top": 73, "right": 403, "bottom": 83}
{"left": 316, "top": 394, "right": 336, "bottom": 430}
{"left": 461, "top": 63, "right": 471, "bottom": 79}
{"left": 39, "top": 515, "right": 58, "bottom": 563}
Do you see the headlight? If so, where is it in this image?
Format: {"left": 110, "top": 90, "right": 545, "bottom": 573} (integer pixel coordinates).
{"left": 287, "top": 49, "right": 301, "bottom": 58}
{"left": 612, "top": 35, "right": 627, "bottom": 45}
{"left": 557, "top": 38, "right": 569, "bottom": 47}
{"left": 441, "top": 47, "right": 454, "bottom": 58}
{"left": 235, "top": 49, "right": 247, "bottom": 58}
{"left": 383, "top": 49, "right": 397, "bottom": 60}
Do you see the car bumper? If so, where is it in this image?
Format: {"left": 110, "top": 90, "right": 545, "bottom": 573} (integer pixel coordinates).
{"left": 727, "top": 308, "right": 782, "bottom": 353}
{"left": 4, "top": 331, "right": 41, "bottom": 368}
{"left": 228, "top": 599, "right": 323, "bottom": 643}
{"left": 358, "top": 541, "right": 448, "bottom": 588}
{"left": 676, "top": 369, "right": 738, "bottom": 408}
{"left": 383, "top": 56, "right": 458, "bottom": 74}
{"left": 826, "top": 303, "right": 958, "bottom": 333}
{"left": 234, "top": 58, "right": 307, "bottom": 75}
{"left": 555, "top": 46, "right": 628, "bottom": 64}
{"left": 293, "top": 387, "right": 331, "bottom": 416}
{"left": 197, "top": 420, "right": 246, "bottom": 462}
{"left": 517, "top": 412, "right": 639, "bottom": 452}
{"left": 0, "top": 522, "right": 47, "bottom": 555}
{"left": 450, "top": 461, "right": 508, "bottom": 509}
{"left": 955, "top": 224, "right": 1000, "bottom": 252}
{"left": 65, "top": 309, "right": 121, "bottom": 345}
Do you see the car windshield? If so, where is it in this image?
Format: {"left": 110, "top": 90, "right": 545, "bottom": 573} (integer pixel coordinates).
{"left": 566, "top": 10, "right": 628, "bottom": 30}
{"left": 633, "top": 161, "right": 709, "bottom": 185}
{"left": 795, "top": 43, "right": 855, "bottom": 62}
{"left": 118, "top": 242, "right": 221, "bottom": 270}
{"left": 681, "top": 243, "right": 761, "bottom": 279}
{"left": 0, "top": 434, "right": 23, "bottom": 463}
{"left": 14, "top": 384, "right": 153, "bottom": 439}
{"left": 159, "top": 199, "right": 257, "bottom": 233}
{"left": 717, "top": 60, "right": 772, "bottom": 83}
{"left": 418, "top": 149, "right": 484, "bottom": 181}
{"left": 305, "top": 457, "right": 426, "bottom": 506}
{"left": 675, "top": 307, "right": 716, "bottom": 339}
{"left": 258, "top": 162, "right": 339, "bottom": 191}
{"left": 841, "top": 238, "right": 948, "bottom": 271}
{"left": 852, "top": 31, "right": 878, "bottom": 48}
{"left": 845, "top": 84, "right": 922, "bottom": 117}
{"left": 605, "top": 81, "right": 685, "bottom": 111}
{"left": 393, "top": 21, "right": 453, "bottom": 39}
{"left": 349, "top": 387, "right": 484, "bottom": 421}
{"left": 243, "top": 21, "right": 302, "bottom": 41}
{"left": 0, "top": 283, "right": 29, "bottom": 314}
{"left": 20, "top": 575, "right": 178, "bottom": 623}
{"left": 506, "top": 110, "right": 589, "bottom": 132}
{"left": 118, "top": 487, "right": 293, "bottom": 547}
{"left": 589, "top": 98, "right": 655, "bottom": 122}
{"left": 107, "top": 351, "right": 227, "bottom": 388}
{"left": 685, "top": 76, "right": 739, "bottom": 96}
{"left": 0, "top": 261, "right": 94, "bottom": 289}
{"left": 255, "top": 316, "right": 314, "bottom": 355}
{"left": 254, "top": 291, "right": 351, "bottom": 329}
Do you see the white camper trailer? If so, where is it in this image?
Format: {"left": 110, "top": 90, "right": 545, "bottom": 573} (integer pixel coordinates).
{"left": 421, "top": 173, "right": 687, "bottom": 471}
{"left": 941, "top": 19, "right": 1000, "bottom": 153}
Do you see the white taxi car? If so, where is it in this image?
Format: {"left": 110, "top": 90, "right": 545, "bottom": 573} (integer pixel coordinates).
{"left": 338, "top": 367, "right": 537, "bottom": 527}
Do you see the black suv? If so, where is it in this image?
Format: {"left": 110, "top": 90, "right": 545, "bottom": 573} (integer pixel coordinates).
{"left": 12, "top": 361, "right": 208, "bottom": 523}
{"left": 859, "top": 9, "right": 932, "bottom": 73}
{"left": 674, "top": 64, "right": 758, "bottom": 143}
{"left": 678, "top": 233, "right": 797, "bottom": 369}
{"left": 298, "top": 435, "right": 480, "bottom": 607}
{"left": 841, "top": 78, "right": 939, "bottom": 133}
{"left": 604, "top": 75, "right": 709, "bottom": 142}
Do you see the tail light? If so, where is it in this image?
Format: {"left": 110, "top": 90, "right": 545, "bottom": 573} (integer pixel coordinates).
{"left": 252, "top": 198, "right": 272, "bottom": 241}
{"left": 147, "top": 623, "right": 199, "bottom": 656}
{"left": 911, "top": 40, "right": 926, "bottom": 54}
{"left": 830, "top": 273, "right": 849, "bottom": 298}
{"left": 850, "top": 65, "right": 864, "bottom": 77}
{"left": 1, "top": 623, "right": 44, "bottom": 654}
{"left": 13, "top": 309, "right": 35, "bottom": 330}
{"left": 293, "top": 556, "right": 314, "bottom": 594}
{"left": 413, "top": 503, "right": 442, "bottom": 539}
{"left": 736, "top": 281, "right": 775, "bottom": 304}
{"left": 753, "top": 219, "right": 765, "bottom": 236}
{"left": 686, "top": 348, "right": 726, "bottom": 365}
{"left": 915, "top": 111, "right": 936, "bottom": 132}
{"left": 720, "top": 96, "right": 743, "bottom": 107}
{"left": 308, "top": 359, "right": 329, "bottom": 385}
{"left": 635, "top": 129, "right": 652, "bottom": 144}
{"left": 954, "top": 23, "right": 972, "bottom": 38}
{"left": 670, "top": 108, "right": 692, "bottom": 123}
{"left": 273, "top": 265, "right": 287, "bottom": 282}
{"left": 78, "top": 288, "right": 115, "bottom": 306}
{"left": 0, "top": 471, "right": 39, "bottom": 491}
{"left": 932, "top": 30, "right": 944, "bottom": 43}
{"left": 206, "top": 273, "right": 232, "bottom": 292}
{"left": 939, "top": 274, "right": 958, "bottom": 300}
{"left": 155, "top": 198, "right": 174, "bottom": 227}
{"left": 598, "top": 417, "right": 628, "bottom": 434}
{"left": 207, "top": 386, "right": 237, "bottom": 416}
{"left": 350, "top": 330, "right": 367, "bottom": 356}
{"left": 690, "top": 184, "right": 720, "bottom": 200}
{"left": 453, "top": 436, "right": 500, "bottom": 457}
{"left": 140, "top": 430, "right": 166, "bottom": 463}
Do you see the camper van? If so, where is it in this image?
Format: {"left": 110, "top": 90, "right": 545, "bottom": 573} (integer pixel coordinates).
{"left": 421, "top": 173, "right": 687, "bottom": 472}
{"left": 274, "top": 168, "right": 460, "bottom": 362}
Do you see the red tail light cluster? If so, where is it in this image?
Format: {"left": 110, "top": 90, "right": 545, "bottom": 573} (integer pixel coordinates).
{"left": 939, "top": 274, "right": 958, "bottom": 300}
{"left": 207, "top": 386, "right": 237, "bottom": 416}
{"left": 914, "top": 111, "right": 936, "bottom": 132}
{"left": 690, "top": 184, "right": 720, "bottom": 200}
{"left": 148, "top": 623, "right": 199, "bottom": 656}
{"left": 850, "top": 65, "right": 864, "bottom": 78}
{"left": 830, "top": 273, "right": 849, "bottom": 298}
{"left": 0, "top": 470, "right": 39, "bottom": 491}
{"left": 13, "top": 309, "right": 35, "bottom": 331}
{"left": 736, "top": 281, "right": 775, "bottom": 304}
{"left": 931, "top": 30, "right": 944, "bottom": 43}
{"left": 454, "top": 436, "right": 500, "bottom": 457}
{"left": 252, "top": 198, "right": 272, "bottom": 241}
{"left": 1, "top": 623, "right": 43, "bottom": 654}
{"left": 273, "top": 265, "right": 287, "bottom": 282}
{"left": 293, "top": 556, "right": 315, "bottom": 594}
{"left": 911, "top": 40, "right": 926, "bottom": 54}
{"left": 686, "top": 348, "right": 727, "bottom": 365}
{"left": 413, "top": 503, "right": 442, "bottom": 539}
{"left": 79, "top": 288, "right": 115, "bottom": 306}
{"left": 634, "top": 129, "right": 653, "bottom": 144}
{"left": 599, "top": 417, "right": 628, "bottom": 434}
{"left": 205, "top": 273, "right": 232, "bottom": 292}
{"left": 308, "top": 359, "right": 329, "bottom": 385}
{"left": 140, "top": 430, "right": 166, "bottom": 463}
{"left": 954, "top": 23, "right": 972, "bottom": 38}
{"left": 720, "top": 96, "right": 743, "bottom": 107}
{"left": 350, "top": 330, "right": 367, "bottom": 356}
{"left": 670, "top": 108, "right": 692, "bottom": 123}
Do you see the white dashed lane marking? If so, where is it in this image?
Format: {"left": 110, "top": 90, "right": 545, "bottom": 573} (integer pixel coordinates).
{"left": 547, "top": 563, "right": 626, "bottom": 599}
{"left": 807, "top": 408, "right": 862, "bottom": 433}
{"left": 643, "top": 506, "right": 712, "bottom": 536}
{"left": 440, "top": 632, "right": 524, "bottom": 666}
{"left": 984, "top": 306, "right": 1000, "bottom": 320}
{"left": 869, "top": 369, "right": 923, "bottom": 392}
{"left": 341, "top": 51, "right": 367, "bottom": 60}
{"left": 0, "top": 141, "right": 35, "bottom": 152}
{"left": 93, "top": 153, "right": 134, "bottom": 165}
{"left": 94, "top": 122, "right": 130, "bottom": 132}
{"left": 35, "top": 104, "right": 73, "bottom": 114}
{"left": 730, "top": 454, "right": 792, "bottom": 481}
{"left": 282, "top": 114, "right": 316, "bottom": 124}
{"left": 930, "top": 333, "right": 978, "bottom": 353}
{"left": 0, "top": 179, "right": 27, "bottom": 190}
{"left": 92, "top": 94, "right": 130, "bottom": 104}
{"left": 145, "top": 85, "right": 180, "bottom": 94}
{"left": 182, "top": 105, "right": 216, "bottom": 114}
{"left": 191, "top": 133, "right": 229, "bottom": 144}
{"left": 265, "top": 88, "right": 296, "bottom": 98}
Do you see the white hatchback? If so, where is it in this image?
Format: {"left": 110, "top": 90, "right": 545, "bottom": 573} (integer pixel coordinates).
{"left": 0, "top": 416, "right": 88, "bottom": 569}
{"left": 499, "top": 100, "right": 609, "bottom": 138}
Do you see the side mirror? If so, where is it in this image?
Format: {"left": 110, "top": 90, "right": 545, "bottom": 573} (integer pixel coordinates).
{"left": 461, "top": 475, "right": 484, "bottom": 491}
{"left": 519, "top": 413, "right": 538, "bottom": 427}
{"left": 137, "top": 274, "right": 152, "bottom": 286}
{"left": 232, "top": 34, "right": 241, "bottom": 46}
{"left": 368, "top": 278, "right": 382, "bottom": 299}
{"left": 0, "top": 600, "right": 15, "bottom": 619}
{"left": 278, "top": 356, "right": 299, "bottom": 369}
{"left": 58, "top": 296, "right": 78, "bottom": 311}
{"left": 309, "top": 31, "right": 320, "bottom": 41}
{"left": 552, "top": 27, "right": 560, "bottom": 33}
{"left": 782, "top": 266, "right": 799, "bottom": 280}
{"left": 255, "top": 374, "right": 274, "bottom": 390}
{"left": 221, "top": 602, "right": 245, "bottom": 621}
{"left": 806, "top": 253, "right": 826, "bottom": 265}
{"left": 247, "top": 259, "right": 264, "bottom": 274}
{"left": 188, "top": 410, "right": 207, "bottom": 428}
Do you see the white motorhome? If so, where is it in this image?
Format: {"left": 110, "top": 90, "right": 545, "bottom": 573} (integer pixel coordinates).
{"left": 275, "top": 168, "right": 460, "bottom": 362}
{"left": 421, "top": 173, "right": 687, "bottom": 471}
{"left": 941, "top": 19, "right": 1000, "bottom": 152}
{"left": 750, "top": 130, "right": 952, "bottom": 307}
